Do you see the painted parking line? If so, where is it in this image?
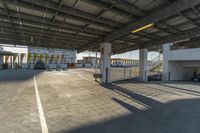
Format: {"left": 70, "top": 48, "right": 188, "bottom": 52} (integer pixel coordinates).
{"left": 69, "top": 71, "right": 95, "bottom": 83}
{"left": 34, "top": 75, "right": 49, "bottom": 133}
{"left": 77, "top": 74, "right": 95, "bottom": 83}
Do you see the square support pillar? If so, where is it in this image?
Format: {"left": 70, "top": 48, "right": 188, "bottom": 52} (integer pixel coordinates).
{"left": 100, "top": 42, "right": 111, "bottom": 83}
{"left": 139, "top": 49, "right": 148, "bottom": 82}
{"left": 162, "top": 43, "right": 171, "bottom": 81}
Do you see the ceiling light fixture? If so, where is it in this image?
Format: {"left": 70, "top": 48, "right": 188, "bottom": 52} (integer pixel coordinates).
{"left": 131, "top": 23, "right": 154, "bottom": 33}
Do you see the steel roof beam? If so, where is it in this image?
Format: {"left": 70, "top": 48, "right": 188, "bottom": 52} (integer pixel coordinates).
{"left": 117, "top": 37, "right": 146, "bottom": 45}
{"left": 66, "top": 0, "right": 129, "bottom": 47}
{"left": 0, "top": 21, "right": 97, "bottom": 41}
{"left": 49, "top": 0, "right": 80, "bottom": 47}
{"left": 135, "top": 32, "right": 160, "bottom": 41}
{"left": 84, "top": 0, "right": 177, "bottom": 38}
{"left": 0, "top": 32, "right": 90, "bottom": 44}
{"left": 99, "top": 0, "right": 146, "bottom": 17}
{"left": 1, "top": 1, "right": 19, "bottom": 44}
{"left": 179, "top": 12, "right": 200, "bottom": 28}
{"left": 0, "top": 26, "right": 95, "bottom": 46}
{"left": 146, "top": 28, "right": 200, "bottom": 48}
{"left": 114, "top": 28, "right": 200, "bottom": 53}
{"left": 4, "top": 0, "right": 118, "bottom": 29}
{"left": 0, "top": 8, "right": 106, "bottom": 36}
{"left": 155, "top": 22, "right": 183, "bottom": 34}
{"left": 81, "top": 0, "right": 200, "bottom": 52}
{"left": 11, "top": 0, "right": 123, "bottom": 28}
{"left": 83, "top": 0, "right": 137, "bottom": 19}
{"left": 105, "top": 0, "right": 200, "bottom": 41}
{"left": 0, "top": 38, "right": 86, "bottom": 48}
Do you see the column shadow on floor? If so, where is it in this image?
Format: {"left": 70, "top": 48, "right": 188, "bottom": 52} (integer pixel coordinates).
{"left": 59, "top": 83, "right": 200, "bottom": 133}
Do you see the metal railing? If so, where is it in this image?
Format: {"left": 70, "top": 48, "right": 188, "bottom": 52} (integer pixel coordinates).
{"left": 148, "top": 54, "right": 163, "bottom": 72}
{"left": 111, "top": 66, "right": 139, "bottom": 82}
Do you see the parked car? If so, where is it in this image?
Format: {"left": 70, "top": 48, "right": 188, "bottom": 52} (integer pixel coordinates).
{"left": 191, "top": 74, "right": 200, "bottom": 82}
{"left": 111, "top": 62, "right": 124, "bottom": 67}
{"left": 34, "top": 61, "right": 46, "bottom": 69}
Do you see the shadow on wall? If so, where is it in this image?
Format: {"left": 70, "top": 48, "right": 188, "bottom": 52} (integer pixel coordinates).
{"left": 60, "top": 83, "right": 200, "bottom": 133}
{"left": 0, "top": 69, "right": 44, "bottom": 82}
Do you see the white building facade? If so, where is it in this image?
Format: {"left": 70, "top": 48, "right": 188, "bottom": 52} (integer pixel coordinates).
{"left": 162, "top": 44, "right": 200, "bottom": 81}
{"left": 0, "top": 45, "right": 77, "bottom": 69}
{"left": 28, "top": 47, "right": 76, "bottom": 64}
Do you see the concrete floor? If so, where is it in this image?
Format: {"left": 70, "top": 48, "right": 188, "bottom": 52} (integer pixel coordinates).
{"left": 0, "top": 69, "right": 200, "bottom": 133}
{"left": 80, "top": 67, "right": 139, "bottom": 81}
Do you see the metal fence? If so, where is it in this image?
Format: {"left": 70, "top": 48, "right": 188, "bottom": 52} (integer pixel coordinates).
{"left": 110, "top": 67, "right": 139, "bottom": 82}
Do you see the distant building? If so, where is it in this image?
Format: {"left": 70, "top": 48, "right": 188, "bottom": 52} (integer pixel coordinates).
{"left": 0, "top": 45, "right": 77, "bottom": 69}
{"left": 0, "top": 46, "right": 26, "bottom": 69}
{"left": 27, "top": 47, "right": 76, "bottom": 68}
{"left": 111, "top": 58, "right": 139, "bottom": 66}
{"left": 76, "top": 56, "right": 140, "bottom": 68}
{"left": 77, "top": 56, "right": 100, "bottom": 68}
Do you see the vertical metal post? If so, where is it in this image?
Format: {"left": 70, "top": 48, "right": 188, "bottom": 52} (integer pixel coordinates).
{"left": 130, "top": 68, "right": 132, "bottom": 81}
{"left": 95, "top": 50, "right": 98, "bottom": 81}
{"left": 124, "top": 67, "right": 125, "bottom": 78}
{"left": 106, "top": 67, "right": 108, "bottom": 83}
{"left": 145, "top": 70, "right": 148, "bottom": 83}
{"left": 12, "top": 55, "right": 13, "bottom": 68}
{"left": 168, "top": 72, "right": 171, "bottom": 81}
{"left": 95, "top": 50, "right": 97, "bottom": 74}
{"left": 10, "top": 55, "right": 12, "bottom": 69}
{"left": 18, "top": 53, "right": 20, "bottom": 68}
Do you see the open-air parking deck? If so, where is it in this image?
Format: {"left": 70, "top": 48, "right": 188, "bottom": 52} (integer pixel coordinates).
{"left": 0, "top": 69, "right": 200, "bottom": 133}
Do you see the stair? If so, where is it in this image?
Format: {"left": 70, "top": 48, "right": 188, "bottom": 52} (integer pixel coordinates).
{"left": 148, "top": 54, "right": 162, "bottom": 72}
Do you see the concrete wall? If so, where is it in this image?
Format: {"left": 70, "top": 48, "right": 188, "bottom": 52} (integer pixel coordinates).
{"left": 168, "top": 48, "right": 200, "bottom": 61}
{"left": 168, "top": 61, "right": 200, "bottom": 80}
{"left": 163, "top": 45, "right": 200, "bottom": 81}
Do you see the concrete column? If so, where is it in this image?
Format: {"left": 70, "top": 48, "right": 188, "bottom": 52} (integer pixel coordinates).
{"left": 162, "top": 43, "right": 171, "bottom": 81}
{"left": 139, "top": 49, "right": 148, "bottom": 82}
{"left": 100, "top": 42, "right": 111, "bottom": 83}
